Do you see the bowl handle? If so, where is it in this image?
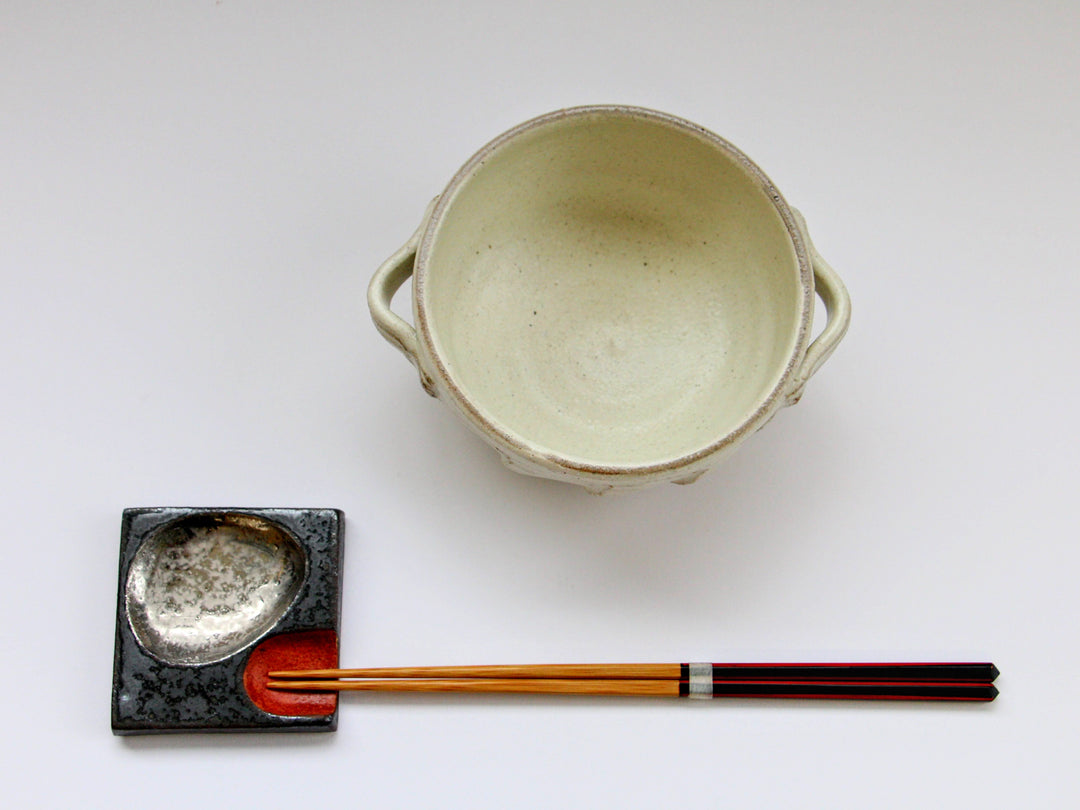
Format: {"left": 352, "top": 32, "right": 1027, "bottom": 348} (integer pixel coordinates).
{"left": 786, "top": 211, "right": 852, "bottom": 405}
{"left": 367, "top": 200, "right": 439, "bottom": 397}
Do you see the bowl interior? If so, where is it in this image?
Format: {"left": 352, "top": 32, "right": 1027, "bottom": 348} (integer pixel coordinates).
{"left": 422, "top": 110, "right": 805, "bottom": 468}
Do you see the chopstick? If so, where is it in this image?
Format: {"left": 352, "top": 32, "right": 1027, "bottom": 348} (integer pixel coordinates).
{"left": 269, "top": 662, "right": 999, "bottom": 682}
{"left": 266, "top": 678, "right": 997, "bottom": 701}
{"left": 266, "top": 662, "right": 999, "bottom": 701}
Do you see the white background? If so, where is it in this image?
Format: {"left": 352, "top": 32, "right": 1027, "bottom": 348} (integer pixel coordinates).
{"left": 3, "top": 2, "right": 1078, "bottom": 807}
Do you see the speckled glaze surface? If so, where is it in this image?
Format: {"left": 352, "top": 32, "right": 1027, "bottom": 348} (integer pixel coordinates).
{"left": 369, "top": 106, "right": 850, "bottom": 492}
{"left": 125, "top": 512, "right": 307, "bottom": 666}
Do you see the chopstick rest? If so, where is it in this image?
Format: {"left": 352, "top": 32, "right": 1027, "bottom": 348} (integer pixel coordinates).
{"left": 111, "top": 507, "right": 345, "bottom": 735}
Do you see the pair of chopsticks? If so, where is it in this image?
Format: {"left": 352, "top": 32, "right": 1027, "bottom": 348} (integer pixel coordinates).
{"left": 268, "top": 662, "right": 999, "bottom": 701}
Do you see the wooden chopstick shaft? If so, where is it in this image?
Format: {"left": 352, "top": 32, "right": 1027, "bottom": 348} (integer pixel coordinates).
{"left": 266, "top": 678, "right": 998, "bottom": 701}
{"left": 268, "top": 662, "right": 998, "bottom": 683}
{"left": 268, "top": 678, "right": 678, "bottom": 696}
{"left": 269, "top": 664, "right": 679, "bottom": 680}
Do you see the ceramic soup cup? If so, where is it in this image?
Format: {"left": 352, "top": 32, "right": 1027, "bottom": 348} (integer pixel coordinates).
{"left": 369, "top": 106, "right": 850, "bottom": 492}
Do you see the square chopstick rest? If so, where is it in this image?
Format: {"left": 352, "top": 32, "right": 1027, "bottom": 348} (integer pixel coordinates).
{"left": 111, "top": 507, "right": 344, "bottom": 734}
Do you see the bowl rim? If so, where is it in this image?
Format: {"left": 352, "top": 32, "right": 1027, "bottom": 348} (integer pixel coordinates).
{"left": 413, "top": 104, "right": 814, "bottom": 478}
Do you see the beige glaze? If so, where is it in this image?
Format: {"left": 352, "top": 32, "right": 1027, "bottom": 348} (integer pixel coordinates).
{"left": 370, "top": 106, "right": 850, "bottom": 491}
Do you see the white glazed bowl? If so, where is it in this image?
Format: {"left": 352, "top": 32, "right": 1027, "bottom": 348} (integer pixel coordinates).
{"left": 370, "top": 106, "right": 850, "bottom": 492}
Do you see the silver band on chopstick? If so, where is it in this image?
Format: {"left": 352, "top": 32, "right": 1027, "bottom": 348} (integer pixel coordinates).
{"left": 688, "top": 662, "right": 714, "bottom": 699}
